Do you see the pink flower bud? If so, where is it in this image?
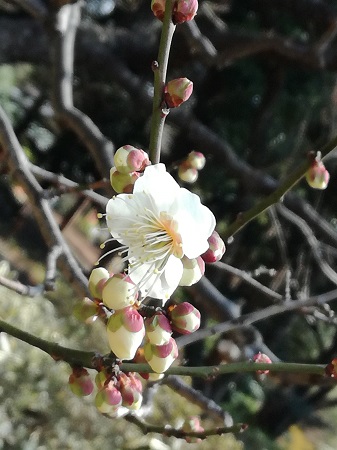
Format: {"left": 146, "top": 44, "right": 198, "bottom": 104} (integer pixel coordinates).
{"left": 119, "top": 372, "right": 143, "bottom": 410}
{"left": 114, "top": 145, "right": 150, "bottom": 174}
{"left": 151, "top": 0, "right": 165, "bottom": 21}
{"left": 73, "top": 297, "right": 99, "bottom": 323}
{"left": 306, "top": 160, "right": 330, "bottom": 190}
{"left": 178, "top": 162, "right": 198, "bottom": 183}
{"left": 252, "top": 352, "right": 272, "bottom": 374}
{"left": 107, "top": 307, "right": 145, "bottom": 360}
{"left": 145, "top": 311, "right": 172, "bottom": 345}
{"left": 88, "top": 267, "right": 110, "bottom": 299}
{"left": 179, "top": 256, "right": 205, "bottom": 286}
{"left": 186, "top": 151, "right": 206, "bottom": 170}
{"left": 169, "top": 302, "right": 200, "bottom": 334}
{"left": 144, "top": 337, "right": 178, "bottom": 373}
{"left": 182, "top": 416, "right": 204, "bottom": 443}
{"left": 173, "top": 0, "right": 198, "bottom": 24}
{"left": 102, "top": 273, "right": 137, "bottom": 310}
{"left": 201, "top": 230, "right": 226, "bottom": 263}
{"left": 133, "top": 349, "right": 166, "bottom": 382}
{"left": 68, "top": 367, "right": 94, "bottom": 397}
{"left": 95, "top": 381, "right": 122, "bottom": 414}
{"left": 110, "top": 167, "right": 140, "bottom": 193}
{"left": 164, "top": 78, "right": 193, "bottom": 108}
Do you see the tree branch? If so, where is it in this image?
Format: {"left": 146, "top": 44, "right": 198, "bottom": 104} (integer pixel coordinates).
{"left": 49, "top": 3, "right": 113, "bottom": 178}
{"left": 0, "top": 104, "right": 88, "bottom": 295}
{"left": 124, "top": 413, "right": 245, "bottom": 439}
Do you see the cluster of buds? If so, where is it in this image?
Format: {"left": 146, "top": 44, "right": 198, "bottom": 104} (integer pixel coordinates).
{"left": 201, "top": 230, "right": 226, "bottom": 263}
{"left": 305, "top": 151, "right": 330, "bottom": 190}
{"left": 88, "top": 267, "right": 145, "bottom": 361}
{"left": 178, "top": 150, "right": 206, "bottom": 183}
{"left": 142, "top": 302, "right": 200, "bottom": 374}
{"left": 151, "top": 0, "right": 198, "bottom": 25}
{"left": 95, "top": 370, "right": 143, "bottom": 414}
{"left": 68, "top": 365, "right": 143, "bottom": 416}
{"left": 110, "top": 145, "right": 150, "bottom": 193}
{"left": 87, "top": 267, "right": 202, "bottom": 375}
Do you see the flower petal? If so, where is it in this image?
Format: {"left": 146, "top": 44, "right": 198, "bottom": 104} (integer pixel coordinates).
{"left": 134, "top": 164, "right": 180, "bottom": 212}
{"left": 174, "top": 189, "right": 215, "bottom": 258}
{"left": 129, "top": 255, "right": 183, "bottom": 300}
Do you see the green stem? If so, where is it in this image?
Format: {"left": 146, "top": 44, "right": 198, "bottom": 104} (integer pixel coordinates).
{"left": 149, "top": 0, "right": 176, "bottom": 164}
{"left": 121, "top": 362, "right": 325, "bottom": 377}
{"left": 1, "top": 317, "right": 327, "bottom": 378}
{"left": 223, "top": 134, "right": 337, "bottom": 240}
{"left": 0, "top": 318, "right": 95, "bottom": 368}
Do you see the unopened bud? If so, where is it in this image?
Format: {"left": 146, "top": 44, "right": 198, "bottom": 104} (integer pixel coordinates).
{"left": 102, "top": 273, "right": 137, "bottom": 310}
{"left": 252, "top": 352, "right": 272, "bottom": 374}
{"left": 145, "top": 311, "right": 172, "bottom": 345}
{"left": 144, "top": 337, "right": 178, "bottom": 373}
{"left": 173, "top": 0, "right": 198, "bottom": 24}
{"left": 107, "top": 307, "right": 145, "bottom": 360}
{"left": 201, "top": 230, "right": 226, "bottom": 263}
{"left": 186, "top": 151, "right": 206, "bottom": 170}
{"left": 95, "top": 381, "right": 122, "bottom": 414}
{"left": 69, "top": 367, "right": 94, "bottom": 397}
{"left": 169, "top": 302, "right": 200, "bottom": 334}
{"left": 164, "top": 78, "right": 193, "bottom": 108}
{"left": 178, "top": 163, "right": 198, "bottom": 183}
{"left": 114, "top": 145, "right": 150, "bottom": 174}
{"left": 119, "top": 372, "right": 143, "bottom": 410}
{"left": 306, "top": 159, "right": 330, "bottom": 190}
{"left": 88, "top": 267, "right": 110, "bottom": 299}
{"left": 179, "top": 256, "right": 205, "bottom": 286}
{"left": 151, "top": 0, "right": 165, "bottom": 21}
{"left": 110, "top": 167, "right": 140, "bottom": 193}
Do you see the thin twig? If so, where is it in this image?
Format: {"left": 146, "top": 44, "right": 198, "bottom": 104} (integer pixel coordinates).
{"left": 124, "top": 413, "right": 245, "bottom": 439}
{"left": 30, "top": 163, "right": 108, "bottom": 207}
{"left": 163, "top": 375, "right": 233, "bottom": 425}
{"left": 277, "top": 204, "right": 337, "bottom": 286}
{"left": 176, "top": 289, "right": 337, "bottom": 347}
{"left": 149, "top": 0, "right": 176, "bottom": 163}
{"left": 0, "top": 275, "right": 44, "bottom": 297}
{"left": 45, "top": 245, "right": 62, "bottom": 290}
{"left": 213, "top": 261, "right": 282, "bottom": 303}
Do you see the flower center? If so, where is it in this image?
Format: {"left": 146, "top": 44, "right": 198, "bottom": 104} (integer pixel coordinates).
{"left": 157, "top": 211, "right": 183, "bottom": 259}
{"left": 122, "top": 208, "right": 183, "bottom": 262}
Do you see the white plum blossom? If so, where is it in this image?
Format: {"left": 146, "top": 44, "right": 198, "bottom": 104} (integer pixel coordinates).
{"left": 105, "top": 163, "right": 215, "bottom": 301}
